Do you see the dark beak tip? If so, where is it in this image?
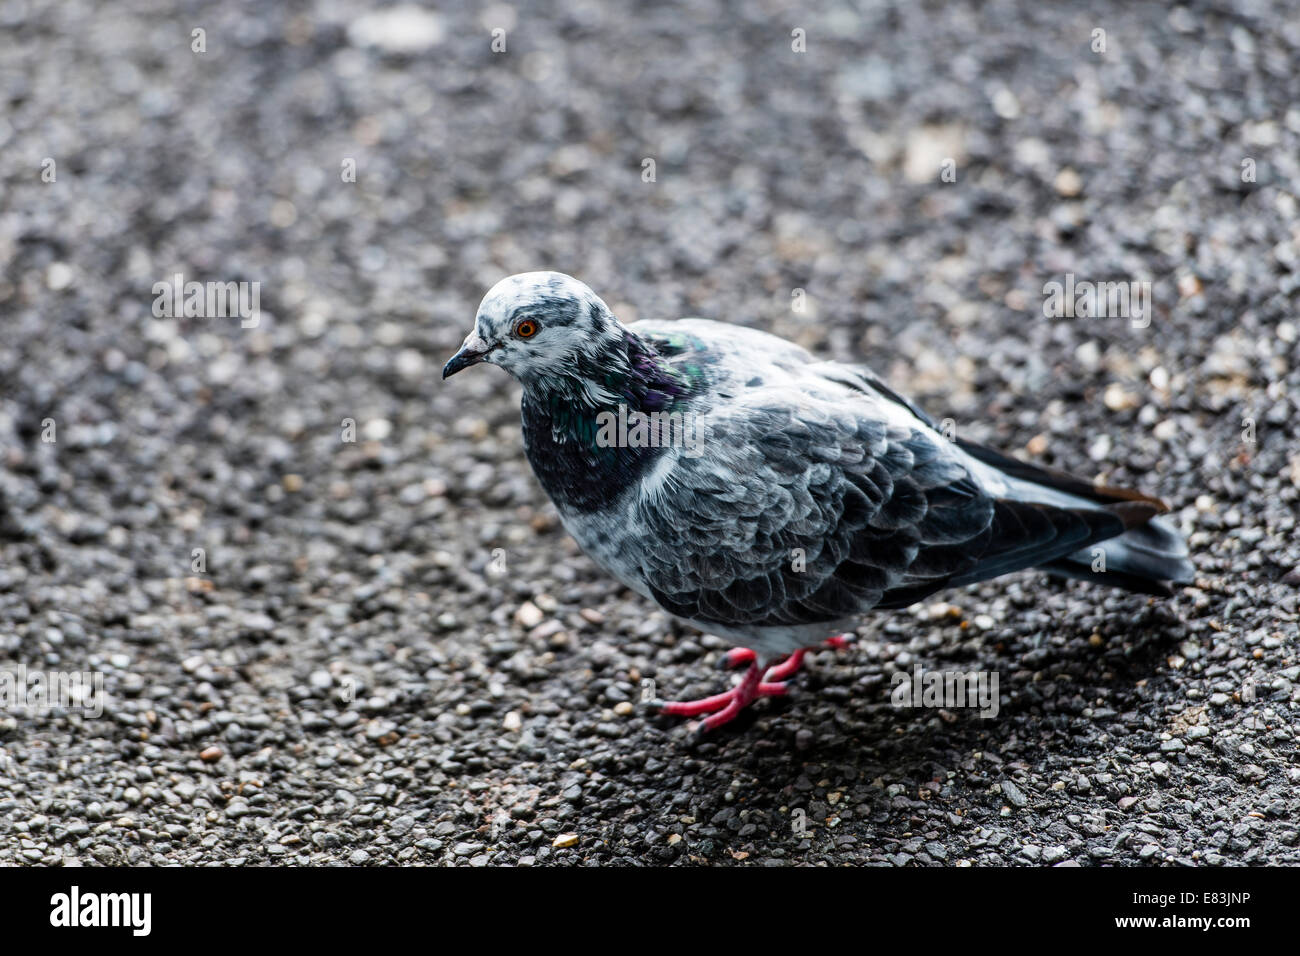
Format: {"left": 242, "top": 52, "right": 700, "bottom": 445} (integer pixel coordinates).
{"left": 442, "top": 348, "right": 484, "bottom": 380}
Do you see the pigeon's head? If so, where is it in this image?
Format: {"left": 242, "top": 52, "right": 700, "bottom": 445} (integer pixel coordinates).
{"left": 442, "top": 272, "right": 623, "bottom": 384}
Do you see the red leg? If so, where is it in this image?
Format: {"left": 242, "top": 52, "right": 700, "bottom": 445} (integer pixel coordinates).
{"left": 721, "top": 647, "right": 757, "bottom": 669}
{"left": 762, "top": 648, "right": 807, "bottom": 682}
{"left": 693, "top": 661, "right": 764, "bottom": 733}
{"left": 762, "top": 633, "right": 853, "bottom": 682}
{"left": 651, "top": 684, "right": 748, "bottom": 718}
{"left": 824, "top": 633, "right": 853, "bottom": 651}
{"left": 648, "top": 633, "right": 855, "bottom": 733}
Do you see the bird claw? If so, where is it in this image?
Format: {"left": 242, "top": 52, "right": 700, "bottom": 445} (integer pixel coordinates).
{"left": 825, "top": 632, "right": 855, "bottom": 651}
{"left": 718, "top": 646, "right": 758, "bottom": 670}
{"left": 652, "top": 633, "right": 855, "bottom": 733}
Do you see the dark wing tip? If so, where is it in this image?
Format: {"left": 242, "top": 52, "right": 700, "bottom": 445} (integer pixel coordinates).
{"left": 1106, "top": 500, "right": 1167, "bottom": 530}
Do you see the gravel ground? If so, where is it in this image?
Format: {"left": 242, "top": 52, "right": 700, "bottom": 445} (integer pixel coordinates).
{"left": 1, "top": 0, "right": 1298, "bottom": 867}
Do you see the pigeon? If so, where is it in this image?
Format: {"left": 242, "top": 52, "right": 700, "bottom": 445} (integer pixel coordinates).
{"left": 444, "top": 271, "right": 1194, "bottom": 732}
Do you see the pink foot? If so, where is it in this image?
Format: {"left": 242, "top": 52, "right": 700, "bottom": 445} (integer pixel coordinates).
{"left": 649, "top": 633, "right": 854, "bottom": 733}
{"left": 720, "top": 647, "right": 757, "bottom": 669}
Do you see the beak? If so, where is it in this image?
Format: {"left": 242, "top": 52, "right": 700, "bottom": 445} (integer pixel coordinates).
{"left": 442, "top": 332, "right": 492, "bottom": 379}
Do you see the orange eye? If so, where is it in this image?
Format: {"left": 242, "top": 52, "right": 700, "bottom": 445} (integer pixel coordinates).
{"left": 515, "top": 319, "right": 538, "bottom": 338}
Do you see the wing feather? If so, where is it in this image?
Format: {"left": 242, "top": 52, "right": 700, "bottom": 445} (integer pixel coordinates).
{"left": 633, "top": 388, "right": 1132, "bottom": 628}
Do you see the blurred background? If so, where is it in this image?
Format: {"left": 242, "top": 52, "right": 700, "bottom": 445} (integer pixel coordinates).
{"left": 0, "top": 0, "right": 1297, "bottom": 866}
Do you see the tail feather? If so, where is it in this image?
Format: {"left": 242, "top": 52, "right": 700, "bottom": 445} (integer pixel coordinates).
{"left": 1049, "top": 515, "right": 1194, "bottom": 593}
{"left": 956, "top": 437, "right": 1194, "bottom": 595}
{"left": 956, "top": 437, "right": 1170, "bottom": 511}
{"left": 1041, "top": 516, "right": 1193, "bottom": 595}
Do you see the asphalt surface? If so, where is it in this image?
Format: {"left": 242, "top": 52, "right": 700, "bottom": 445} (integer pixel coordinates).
{"left": 1, "top": 0, "right": 1298, "bottom": 867}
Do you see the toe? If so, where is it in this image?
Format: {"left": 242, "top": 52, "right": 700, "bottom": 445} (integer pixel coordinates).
{"left": 720, "top": 647, "right": 758, "bottom": 670}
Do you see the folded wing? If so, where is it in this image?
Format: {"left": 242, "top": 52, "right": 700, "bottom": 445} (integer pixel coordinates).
{"left": 632, "top": 390, "right": 1144, "bottom": 628}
